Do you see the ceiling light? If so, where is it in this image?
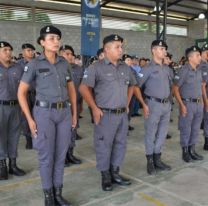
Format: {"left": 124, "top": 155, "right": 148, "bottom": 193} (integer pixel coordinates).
{"left": 198, "top": 13, "right": 205, "bottom": 19}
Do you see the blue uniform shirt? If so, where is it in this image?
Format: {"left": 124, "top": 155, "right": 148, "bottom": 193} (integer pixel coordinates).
{"left": 174, "top": 63, "right": 205, "bottom": 99}
{"left": 81, "top": 59, "right": 136, "bottom": 109}
{"left": 21, "top": 53, "right": 72, "bottom": 103}
{"left": 0, "top": 62, "right": 23, "bottom": 100}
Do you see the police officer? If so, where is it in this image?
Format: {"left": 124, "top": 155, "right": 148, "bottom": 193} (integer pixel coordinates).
{"left": 79, "top": 34, "right": 148, "bottom": 191}
{"left": 173, "top": 46, "right": 205, "bottom": 163}
{"left": 138, "top": 40, "right": 172, "bottom": 175}
{"left": 97, "top": 48, "right": 105, "bottom": 60}
{"left": 198, "top": 43, "right": 208, "bottom": 150}
{"left": 18, "top": 25, "right": 77, "bottom": 206}
{"left": 59, "top": 45, "right": 82, "bottom": 166}
{"left": 18, "top": 43, "right": 36, "bottom": 149}
{"left": 0, "top": 41, "right": 26, "bottom": 180}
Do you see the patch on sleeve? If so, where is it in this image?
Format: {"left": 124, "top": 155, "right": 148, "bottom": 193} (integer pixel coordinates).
{"left": 24, "top": 66, "right": 29, "bottom": 72}
{"left": 83, "top": 70, "right": 88, "bottom": 79}
{"left": 138, "top": 73, "right": 144, "bottom": 78}
{"left": 203, "top": 72, "right": 207, "bottom": 76}
{"left": 174, "top": 75, "right": 180, "bottom": 80}
{"left": 66, "top": 76, "right": 71, "bottom": 81}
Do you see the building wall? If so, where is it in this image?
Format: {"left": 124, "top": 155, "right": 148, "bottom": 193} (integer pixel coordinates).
{"left": 0, "top": 20, "right": 202, "bottom": 61}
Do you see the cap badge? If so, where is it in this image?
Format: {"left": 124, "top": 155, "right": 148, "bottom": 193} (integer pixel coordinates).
{"left": 159, "top": 41, "right": 162, "bottom": 46}
{"left": 46, "top": 27, "right": 50, "bottom": 32}
{"left": 114, "top": 35, "right": 118, "bottom": 41}
{"left": 1, "top": 43, "right": 4, "bottom": 48}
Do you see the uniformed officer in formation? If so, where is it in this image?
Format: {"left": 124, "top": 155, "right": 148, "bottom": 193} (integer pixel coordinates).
{"left": 138, "top": 40, "right": 172, "bottom": 175}
{"left": 173, "top": 46, "right": 205, "bottom": 163}
{"left": 0, "top": 41, "right": 26, "bottom": 180}
{"left": 198, "top": 43, "right": 208, "bottom": 150}
{"left": 59, "top": 44, "right": 82, "bottom": 166}
{"left": 18, "top": 25, "right": 77, "bottom": 206}
{"left": 80, "top": 34, "right": 148, "bottom": 191}
{"left": 18, "top": 43, "right": 36, "bottom": 149}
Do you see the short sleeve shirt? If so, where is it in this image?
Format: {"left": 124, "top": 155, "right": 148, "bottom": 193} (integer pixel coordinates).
{"left": 21, "top": 53, "right": 72, "bottom": 103}
{"left": 81, "top": 59, "right": 136, "bottom": 109}
{"left": 0, "top": 62, "right": 23, "bottom": 100}
{"left": 174, "top": 63, "right": 204, "bottom": 99}
{"left": 137, "top": 60, "right": 171, "bottom": 99}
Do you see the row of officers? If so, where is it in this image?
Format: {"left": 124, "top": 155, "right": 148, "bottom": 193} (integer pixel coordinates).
{"left": 0, "top": 25, "right": 208, "bottom": 206}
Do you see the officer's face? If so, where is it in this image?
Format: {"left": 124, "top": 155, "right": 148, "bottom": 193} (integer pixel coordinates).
{"left": 164, "top": 56, "right": 172, "bottom": 65}
{"left": 98, "top": 52, "right": 105, "bottom": 60}
{"left": 61, "top": 49, "right": 74, "bottom": 64}
{"left": 23, "top": 48, "right": 34, "bottom": 60}
{"left": 201, "top": 51, "right": 208, "bottom": 61}
{"left": 152, "top": 46, "right": 167, "bottom": 60}
{"left": 40, "top": 34, "right": 61, "bottom": 52}
{"left": 105, "top": 41, "right": 123, "bottom": 60}
{"left": 125, "top": 58, "right": 133, "bottom": 66}
{"left": 0, "top": 47, "right": 12, "bottom": 62}
{"left": 189, "top": 52, "right": 201, "bottom": 66}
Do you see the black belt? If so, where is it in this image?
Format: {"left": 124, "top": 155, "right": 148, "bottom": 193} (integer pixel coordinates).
{"left": 101, "top": 107, "right": 126, "bottom": 114}
{"left": 0, "top": 100, "right": 18, "bottom": 106}
{"left": 35, "top": 100, "right": 69, "bottom": 109}
{"left": 182, "top": 98, "right": 201, "bottom": 103}
{"left": 146, "top": 96, "right": 169, "bottom": 104}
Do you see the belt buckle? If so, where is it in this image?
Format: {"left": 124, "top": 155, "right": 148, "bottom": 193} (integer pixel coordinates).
{"left": 196, "top": 98, "right": 200, "bottom": 103}
{"left": 56, "top": 102, "right": 63, "bottom": 109}
{"left": 116, "top": 108, "right": 121, "bottom": 114}
{"left": 10, "top": 101, "right": 15, "bottom": 106}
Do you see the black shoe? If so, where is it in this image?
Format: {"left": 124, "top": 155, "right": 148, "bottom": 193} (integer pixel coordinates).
{"left": 170, "top": 119, "right": 173, "bottom": 122}
{"left": 43, "top": 188, "right": 55, "bottom": 206}
{"left": 182, "top": 147, "right": 192, "bottom": 163}
{"left": 54, "top": 186, "right": 72, "bottom": 206}
{"left": 9, "top": 158, "right": 26, "bottom": 176}
{"left": 76, "top": 134, "right": 82, "bottom": 140}
{"left": 64, "top": 157, "right": 71, "bottom": 167}
{"left": 153, "top": 153, "right": 171, "bottom": 171}
{"left": 128, "top": 125, "right": 134, "bottom": 131}
{"left": 204, "top": 137, "right": 208, "bottom": 151}
{"left": 25, "top": 135, "right": 33, "bottom": 149}
{"left": 67, "top": 148, "right": 82, "bottom": 165}
{"left": 79, "top": 115, "right": 83, "bottom": 119}
{"left": 166, "top": 134, "right": 172, "bottom": 139}
{"left": 0, "top": 159, "right": 8, "bottom": 180}
{"left": 101, "top": 171, "right": 113, "bottom": 191}
{"left": 110, "top": 166, "right": 131, "bottom": 186}
{"left": 146, "top": 155, "right": 156, "bottom": 175}
{"left": 188, "top": 145, "right": 203, "bottom": 161}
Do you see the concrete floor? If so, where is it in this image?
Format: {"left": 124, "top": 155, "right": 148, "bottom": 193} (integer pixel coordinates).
{"left": 1, "top": 104, "right": 208, "bottom": 206}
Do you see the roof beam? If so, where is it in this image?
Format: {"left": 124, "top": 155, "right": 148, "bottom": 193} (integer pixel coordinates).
{"left": 101, "top": 0, "right": 115, "bottom": 7}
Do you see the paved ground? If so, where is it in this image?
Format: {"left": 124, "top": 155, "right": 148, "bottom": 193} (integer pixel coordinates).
{"left": 1, "top": 103, "right": 208, "bottom": 206}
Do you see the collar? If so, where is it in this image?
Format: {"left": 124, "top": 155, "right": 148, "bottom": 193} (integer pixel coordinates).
{"left": 38, "top": 53, "right": 62, "bottom": 63}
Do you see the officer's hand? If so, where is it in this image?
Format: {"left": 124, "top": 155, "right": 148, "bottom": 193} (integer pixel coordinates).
{"left": 28, "top": 119, "right": 38, "bottom": 138}
{"left": 72, "top": 115, "right": 77, "bottom": 129}
{"left": 180, "top": 104, "right": 187, "bottom": 117}
{"left": 143, "top": 104, "right": 149, "bottom": 119}
{"left": 92, "top": 107, "right": 103, "bottom": 125}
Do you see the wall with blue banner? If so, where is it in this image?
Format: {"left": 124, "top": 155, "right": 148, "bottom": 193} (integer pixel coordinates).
{"left": 81, "top": 0, "right": 100, "bottom": 56}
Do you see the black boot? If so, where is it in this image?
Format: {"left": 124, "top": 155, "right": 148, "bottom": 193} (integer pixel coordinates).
{"left": 0, "top": 159, "right": 8, "bottom": 180}
{"left": 101, "top": 170, "right": 113, "bottom": 191}
{"left": 146, "top": 155, "right": 156, "bottom": 175}
{"left": 204, "top": 137, "right": 208, "bottom": 151}
{"left": 128, "top": 125, "right": 134, "bottom": 131}
{"left": 43, "top": 188, "right": 55, "bottom": 206}
{"left": 182, "top": 147, "right": 192, "bottom": 162}
{"left": 166, "top": 134, "right": 172, "bottom": 139}
{"left": 9, "top": 158, "right": 26, "bottom": 176}
{"left": 54, "top": 186, "right": 72, "bottom": 206}
{"left": 153, "top": 153, "right": 171, "bottom": 171}
{"left": 188, "top": 145, "right": 203, "bottom": 160}
{"left": 25, "top": 135, "right": 33, "bottom": 149}
{"left": 110, "top": 166, "right": 131, "bottom": 186}
{"left": 67, "top": 148, "right": 82, "bottom": 165}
